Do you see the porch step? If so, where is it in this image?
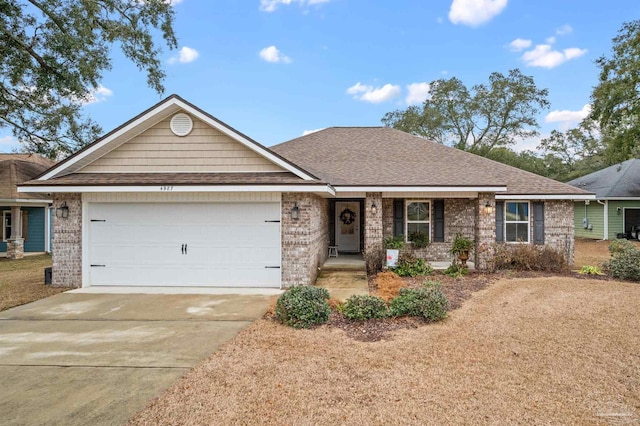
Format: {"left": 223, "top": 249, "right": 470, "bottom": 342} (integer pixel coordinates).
{"left": 315, "top": 270, "right": 369, "bottom": 301}
{"left": 322, "top": 254, "right": 366, "bottom": 272}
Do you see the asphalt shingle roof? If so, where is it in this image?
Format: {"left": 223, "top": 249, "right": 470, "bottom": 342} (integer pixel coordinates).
{"left": 0, "top": 154, "right": 54, "bottom": 200}
{"left": 271, "top": 127, "right": 591, "bottom": 195}
{"left": 567, "top": 159, "right": 640, "bottom": 198}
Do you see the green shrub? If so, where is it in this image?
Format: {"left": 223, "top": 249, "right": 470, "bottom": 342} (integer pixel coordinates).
{"left": 384, "top": 235, "right": 405, "bottom": 249}
{"left": 390, "top": 282, "right": 449, "bottom": 321}
{"left": 443, "top": 263, "right": 468, "bottom": 277}
{"left": 608, "top": 239, "right": 637, "bottom": 255}
{"left": 605, "top": 243, "right": 640, "bottom": 282}
{"left": 408, "top": 231, "right": 430, "bottom": 248}
{"left": 276, "top": 286, "right": 331, "bottom": 329}
{"left": 393, "top": 253, "right": 434, "bottom": 277}
{"left": 343, "top": 295, "right": 389, "bottom": 321}
{"left": 489, "top": 244, "right": 568, "bottom": 273}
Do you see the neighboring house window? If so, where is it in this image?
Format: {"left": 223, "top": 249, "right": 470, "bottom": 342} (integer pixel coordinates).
{"left": 505, "top": 201, "right": 530, "bottom": 242}
{"left": 2, "top": 211, "right": 28, "bottom": 242}
{"left": 405, "top": 200, "right": 430, "bottom": 242}
{"left": 2, "top": 211, "right": 10, "bottom": 242}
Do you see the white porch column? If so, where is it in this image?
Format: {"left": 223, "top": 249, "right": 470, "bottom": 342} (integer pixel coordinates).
{"left": 7, "top": 206, "right": 24, "bottom": 259}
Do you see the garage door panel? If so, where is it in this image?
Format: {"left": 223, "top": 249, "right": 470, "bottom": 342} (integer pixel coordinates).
{"left": 88, "top": 202, "right": 281, "bottom": 288}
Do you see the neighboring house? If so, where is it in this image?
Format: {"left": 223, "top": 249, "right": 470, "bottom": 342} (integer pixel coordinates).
{"left": 19, "top": 95, "right": 593, "bottom": 289}
{"left": 1, "top": 154, "right": 54, "bottom": 258}
{"left": 568, "top": 159, "right": 640, "bottom": 240}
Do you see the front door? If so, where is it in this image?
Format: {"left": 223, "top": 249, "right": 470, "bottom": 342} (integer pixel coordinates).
{"left": 335, "top": 202, "right": 360, "bottom": 252}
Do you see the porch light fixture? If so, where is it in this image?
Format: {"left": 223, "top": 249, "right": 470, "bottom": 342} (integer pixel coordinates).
{"left": 617, "top": 207, "right": 622, "bottom": 215}
{"left": 371, "top": 202, "right": 378, "bottom": 215}
{"left": 56, "top": 202, "right": 69, "bottom": 219}
{"left": 290, "top": 202, "right": 300, "bottom": 220}
{"left": 484, "top": 201, "right": 494, "bottom": 215}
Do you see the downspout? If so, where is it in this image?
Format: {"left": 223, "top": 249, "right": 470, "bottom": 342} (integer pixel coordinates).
{"left": 597, "top": 200, "right": 608, "bottom": 240}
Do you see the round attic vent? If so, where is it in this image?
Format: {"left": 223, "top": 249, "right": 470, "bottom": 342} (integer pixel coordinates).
{"left": 170, "top": 113, "right": 193, "bottom": 136}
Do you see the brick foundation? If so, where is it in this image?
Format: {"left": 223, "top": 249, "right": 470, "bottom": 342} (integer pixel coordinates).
{"left": 52, "top": 193, "right": 82, "bottom": 287}
{"left": 281, "top": 193, "right": 329, "bottom": 287}
{"left": 6, "top": 238, "right": 24, "bottom": 259}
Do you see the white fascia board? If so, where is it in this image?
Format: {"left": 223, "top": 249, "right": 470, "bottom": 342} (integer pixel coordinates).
{"left": 19, "top": 184, "right": 335, "bottom": 195}
{"left": 39, "top": 101, "right": 177, "bottom": 180}
{"left": 171, "top": 99, "right": 315, "bottom": 181}
{"left": 497, "top": 194, "right": 596, "bottom": 200}
{"left": 334, "top": 186, "right": 507, "bottom": 193}
{"left": 600, "top": 197, "right": 640, "bottom": 201}
{"left": 0, "top": 198, "right": 52, "bottom": 204}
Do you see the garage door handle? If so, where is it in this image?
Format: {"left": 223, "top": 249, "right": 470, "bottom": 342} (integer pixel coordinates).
{"left": 181, "top": 244, "right": 185, "bottom": 254}
{"left": 265, "top": 266, "right": 280, "bottom": 269}
{"left": 90, "top": 264, "right": 106, "bottom": 267}
{"left": 184, "top": 244, "right": 188, "bottom": 255}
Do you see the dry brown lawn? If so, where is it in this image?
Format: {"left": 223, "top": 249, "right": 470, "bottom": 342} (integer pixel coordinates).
{"left": 574, "top": 237, "right": 640, "bottom": 268}
{"left": 130, "top": 276, "right": 640, "bottom": 425}
{"left": 0, "top": 254, "right": 65, "bottom": 311}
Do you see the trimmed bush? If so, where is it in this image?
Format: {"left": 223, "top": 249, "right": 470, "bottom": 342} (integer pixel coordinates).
{"left": 390, "top": 282, "right": 449, "bottom": 321}
{"left": 343, "top": 295, "right": 389, "bottom": 321}
{"left": 608, "top": 239, "right": 637, "bottom": 256}
{"left": 393, "top": 253, "right": 434, "bottom": 277}
{"left": 605, "top": 242, "right": 640, "bottom": 282}
{"left": 276, "top": 286, "right": 330, "bottom": 329}
{"left": 443, "top": 263, "right": 467, "bottom": 277}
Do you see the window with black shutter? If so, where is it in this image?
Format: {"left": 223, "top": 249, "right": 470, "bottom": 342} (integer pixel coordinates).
{"left": 393, "top": 199, "right": 404, "bottom": 237}
{"left": 433, "top": 200, "right": 444, "bottom": 242}
{"left": 533, "top": 202, "right": 545, "bottom": 245}
{"left": 495, "top": 201, "right": 504, "bottom": 242}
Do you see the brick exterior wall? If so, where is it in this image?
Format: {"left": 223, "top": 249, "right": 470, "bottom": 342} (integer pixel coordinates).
{"left": 52, "top": 193, "right": 82, "bottom": 287}
{"left": 364, "top": 192, "right": 384, "bottom": 273}
{"left": 475, "top": 193, "right": 496, "bottom": 269}
{"left": 281, "top": 193, "right": 329, "bottom": 287}
{"left": 382, "top": 198, "right": 476, "bottom": 263}
{"left": 542, "top": 200, "right": 575, "bottom": 265}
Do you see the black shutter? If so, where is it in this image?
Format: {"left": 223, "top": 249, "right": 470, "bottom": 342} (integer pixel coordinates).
{"left": 433, "top": 200, "right": 445, "bottom": 242}
{"left": 393, "top": 199, "right": 404, "bottom": 237}
{"left": 533, "top": 202, "right": 545, "bottom": 245}
{"left": 495, "top": 201, "right": 504, "bottom": 242}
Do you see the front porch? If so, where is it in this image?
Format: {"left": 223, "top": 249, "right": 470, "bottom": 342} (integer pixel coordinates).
{"left": 321, "top": 252, "right": 475, "bottom": 272}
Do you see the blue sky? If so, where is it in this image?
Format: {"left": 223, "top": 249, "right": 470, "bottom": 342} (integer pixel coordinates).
{"left": 2, "top": 0, "right": 640, "bottom": 153}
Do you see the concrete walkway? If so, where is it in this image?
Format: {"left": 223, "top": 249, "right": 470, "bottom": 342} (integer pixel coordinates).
{"left": 316, "top": 254, "right": 369, "bottom": 301}
{"left": 0, "top": 292, "right": 271, "bottom": 426}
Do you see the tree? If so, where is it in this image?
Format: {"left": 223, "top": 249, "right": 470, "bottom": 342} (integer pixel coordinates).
{"left": 537, "top": 118, "right": 606, "bottom": 181}
{"left": 0, "top": 0, "right": 177, "bottom": 158}
{"left": 381, "top": 69, "right": 549, "bottom": 155}
{"left": 591, "top": 20, "right": 640, "bottom": 164}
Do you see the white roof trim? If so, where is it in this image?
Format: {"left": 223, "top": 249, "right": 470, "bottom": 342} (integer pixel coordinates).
{"left": 38, "top": 97, "right": 316, "bottom": 181}
{"left": 0, "top": 199, "right": 51, "bottom": 205}
{"left": 597, "top": 197, "right": 640, "bottom": 201}
{"left": 334, "top": 186, "right": 507, "bottom": 192}
{"left": 19, "top": 184, "right": 335, "bottom": 195}
{"left": 497, "top": 194, "right": 595, "bottom": 200}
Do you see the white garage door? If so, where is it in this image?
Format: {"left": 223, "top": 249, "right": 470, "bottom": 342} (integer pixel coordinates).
{"left": 87, "top": 202, "right": 281, "bottom": 287}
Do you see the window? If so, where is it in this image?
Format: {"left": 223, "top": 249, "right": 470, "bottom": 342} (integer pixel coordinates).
{"left": 2, "top": 211, "right": 27, "bottom": 242}
{"left": 2, "top": 211, "right": 11, "bottom": 242}
{"left": 405, "top": 201, "right": 430, "bottom": 242}
{"left": 505, "top": 201, "right": 529, "bottom": 242}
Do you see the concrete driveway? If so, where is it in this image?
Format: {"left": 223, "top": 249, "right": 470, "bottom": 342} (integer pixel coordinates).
{"left": 0, "top": 292, "right": 272, "bottom": 426}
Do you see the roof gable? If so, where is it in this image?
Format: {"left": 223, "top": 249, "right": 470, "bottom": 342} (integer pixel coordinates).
{"left": 38, "top": 95, "right": 316, "bottom": 181}
{"left": 271, "top": 127, "right": 592, "bottom": 196}
{"left": 0, "top": 154, "right": 54, "bottom": 200}
{"left": 568, "top": 159, "right": 640, "bottom": 198}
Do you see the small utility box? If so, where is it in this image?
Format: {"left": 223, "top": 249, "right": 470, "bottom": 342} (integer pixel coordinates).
{"left": 44, "top": 267, "right": 52, "bottom": 285}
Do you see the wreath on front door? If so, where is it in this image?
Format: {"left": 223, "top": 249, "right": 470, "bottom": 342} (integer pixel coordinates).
{"left": 339, "top": 208, "right": 357, "bottom": 225}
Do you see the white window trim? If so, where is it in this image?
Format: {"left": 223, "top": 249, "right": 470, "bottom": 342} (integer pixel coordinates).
{"left": 2, "top": 211, "right": 10, "bottom": 242}
{"left": 405, "top": 200, "right": 431, "bottom": 243}
{"left": 504, "top": 201, "right": 530, "bottom": 243}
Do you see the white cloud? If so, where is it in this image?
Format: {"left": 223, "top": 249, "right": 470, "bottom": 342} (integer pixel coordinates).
{"left": 448, "top": 0, "right": 508, "bottom": 27}
{"left": 0, "top": 135, "right": 17, "bottom": 146}
{"left": 302, "top": 128, "right": 325, "bottom": 136}
{"left": 346, "top": 82, "right": 401, "bottom": 104}
{"left": 545, "top": 104, "right": 591, "bottom": 124}
{"left": 169, "top": 46, "right": 199, "bottom": 64}
{"left": 556, "top": 24, "right": 573, "bottom": 35}
{"left": 545, "top": 36, "right": 556, "bottom": 44}
{"left": 521, "top": 44, "right": 587, "bottom": 68}
{"left": 259, "top": 0, "right": 329, "bottom": 12}
{"left": 78, "top": 85, "right": 113, "bottom": 105}
{"left": 509, "top": 38, "right": 532, "bottom": 52}
{"left": 406, "top": 82, "right": 431, "bottom": 105}
{"left": 259, "top": 45, "right": 292, "bottom": 63}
